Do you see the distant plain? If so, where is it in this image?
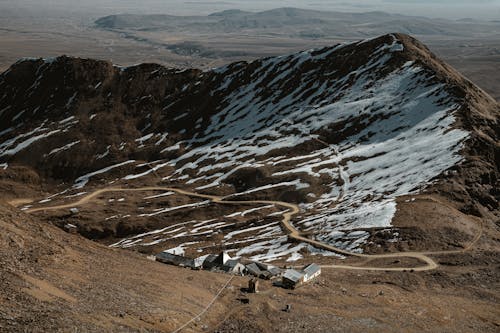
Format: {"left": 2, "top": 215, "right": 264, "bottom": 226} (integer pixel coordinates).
{"left": 1, "top": 6, "right": 499, "bottom": 101}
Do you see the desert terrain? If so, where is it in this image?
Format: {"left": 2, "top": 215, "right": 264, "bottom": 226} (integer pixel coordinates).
{"left": 0, "top": 3, "right": 499, "bottom": 333}
{"left": 1, "top": 184, "right": 499, "bottom": 332}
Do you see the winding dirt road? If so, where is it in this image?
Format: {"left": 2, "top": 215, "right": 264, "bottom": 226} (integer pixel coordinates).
{"left": 25, "top": 186, "right": 482, "bottom": 271}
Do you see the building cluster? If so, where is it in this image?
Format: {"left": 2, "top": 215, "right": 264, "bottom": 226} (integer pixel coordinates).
{"left": 154, "top": 250, "right": 321, "bottom": 289}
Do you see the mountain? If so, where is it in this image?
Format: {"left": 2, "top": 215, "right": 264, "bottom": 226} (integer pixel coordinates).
{"left": 95, "top": 8, "right": 500, "bottom": 38}
{"left": 0, "top": 33, "right": 497, "bottom": 261}
{"left": 0, "top": 33, "right": 499, "bottom": 332}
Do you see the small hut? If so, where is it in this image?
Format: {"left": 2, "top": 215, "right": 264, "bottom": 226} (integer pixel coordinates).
{"left": 282, "top": 269, "right": 304, "bottom": 289}
{"left": 302, "top": 263, "right": 321, "bottom": 283}
{"left": 281, "top": 263, "right": 321, "bottom": 289}
{"left": 248, "top": 278, "right": 259, "bottom": 293}
{"left": 245, "top": 263, "right": 263, "bottom": 277}
{"left": 223, "top": 259, "right": 246, "bottom": 275}
{"left": 155, "top": 252, "right": 195, "bottom": 268}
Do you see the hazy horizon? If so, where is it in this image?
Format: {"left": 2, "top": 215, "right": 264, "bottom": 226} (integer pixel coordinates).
{"left": 1, "top": 0, "right": 499, "bottom": 20}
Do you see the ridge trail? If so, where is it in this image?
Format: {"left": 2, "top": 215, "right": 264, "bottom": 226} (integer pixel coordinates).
{"left": 24, "top": 186, "right": 482, "bottom": 271}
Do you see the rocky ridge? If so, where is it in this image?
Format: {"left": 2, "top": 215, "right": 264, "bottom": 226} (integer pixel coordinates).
{"left": 0, "top": 33, "right": 497, "bottom": 261}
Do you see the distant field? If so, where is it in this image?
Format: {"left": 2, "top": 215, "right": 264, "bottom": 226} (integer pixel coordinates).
{"left": 0, "top": 9, "right": 498, "bottom": 101}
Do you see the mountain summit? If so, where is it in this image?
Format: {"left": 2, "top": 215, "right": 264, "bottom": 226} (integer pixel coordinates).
{"left": 0, "top": 33, "right": 497, "bottom": 260}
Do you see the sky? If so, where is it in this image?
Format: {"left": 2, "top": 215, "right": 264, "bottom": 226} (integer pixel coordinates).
{"left": 1, "top": 0, "right": 499, "bottom": 20}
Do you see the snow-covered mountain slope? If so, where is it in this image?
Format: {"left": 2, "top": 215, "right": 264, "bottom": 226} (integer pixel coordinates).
{"left": 0, "top": 33, "right": 497, "bottom": 262}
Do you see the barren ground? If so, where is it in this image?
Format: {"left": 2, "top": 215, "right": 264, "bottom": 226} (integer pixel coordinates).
{"left": 1, "top": 181, "right": 498, "bottom": 332}
{"left": 0, "top": 17, "right": 499, "bottom": 101}
{"left": 0, "top": 12, "right": 498, "bottom": 332}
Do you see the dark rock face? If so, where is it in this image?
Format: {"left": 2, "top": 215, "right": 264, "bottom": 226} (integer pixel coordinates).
{"left": 0, "top": 56, "right": 202, "bottom": 180}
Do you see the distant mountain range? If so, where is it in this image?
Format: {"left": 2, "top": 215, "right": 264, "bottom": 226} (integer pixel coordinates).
{"left": 95, "top": 7, "right": 500, "bottom": 38}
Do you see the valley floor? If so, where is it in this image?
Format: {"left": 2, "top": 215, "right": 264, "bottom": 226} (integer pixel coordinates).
{"left": 1, "top": 185, "right": 499, "bottom": 332}
{"left": 19, "top": 185, "right": 484, "bottom": 272}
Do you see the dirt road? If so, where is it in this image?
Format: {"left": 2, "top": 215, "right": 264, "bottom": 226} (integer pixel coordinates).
{"left": 25, "top": 186, "right": 482, "bottom": 271}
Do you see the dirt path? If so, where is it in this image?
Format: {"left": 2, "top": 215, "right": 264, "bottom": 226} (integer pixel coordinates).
{"left": 25, "top": 186, "right": 482, "bottom": 271}
{"left": 8, "top": 198, "right": 33, "bottom": 207}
